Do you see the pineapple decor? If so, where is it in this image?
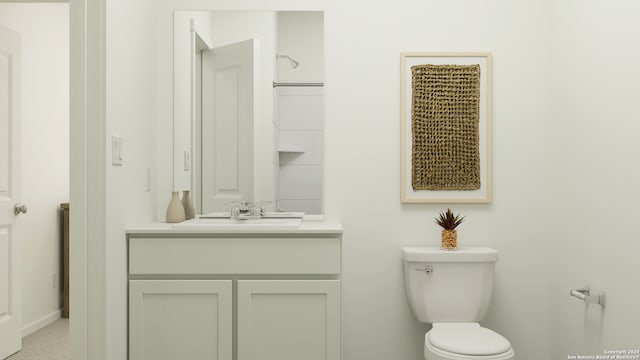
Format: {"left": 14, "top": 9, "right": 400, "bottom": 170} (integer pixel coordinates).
{"left": 435, "top": 209, "right": 465, "bottom": 250}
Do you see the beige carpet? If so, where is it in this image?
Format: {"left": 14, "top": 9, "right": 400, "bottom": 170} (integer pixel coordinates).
{"left": 6, "top": 319, "right": 69, "bottom": 360}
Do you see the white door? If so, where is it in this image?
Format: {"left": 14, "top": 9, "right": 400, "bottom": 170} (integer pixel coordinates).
{"left": 0, "top": 25, "right": 22, "bottom": 360}
{"left": 237, "top": 280, "right": 341, "bottom": 360}
{"left": 201, "top": 39, "right": 257, "bottom": 213}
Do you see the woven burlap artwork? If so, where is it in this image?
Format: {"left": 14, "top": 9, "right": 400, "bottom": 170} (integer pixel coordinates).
{"left": 411, "top": 64, "right": 481, "bottom": 191}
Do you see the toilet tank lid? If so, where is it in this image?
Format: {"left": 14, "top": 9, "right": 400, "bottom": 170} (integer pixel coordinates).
{"left": 402, "top": 247, "right": 498, "bottom": 263}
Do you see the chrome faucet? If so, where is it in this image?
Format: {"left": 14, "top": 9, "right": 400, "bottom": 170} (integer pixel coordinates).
{"left": 229, "top": 201, "right": 272, "bottom": 220}
{"left": 229, "top": 201, "right": 249, "bottom": 220}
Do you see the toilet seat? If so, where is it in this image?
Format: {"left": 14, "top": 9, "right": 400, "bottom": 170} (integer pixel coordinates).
{"left": 424, "top": 323, "right": 514, "bottom": 360}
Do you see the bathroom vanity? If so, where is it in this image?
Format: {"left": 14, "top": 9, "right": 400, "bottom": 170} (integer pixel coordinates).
{"left": 126, "top": 219, "right": 342, "bottom": 360}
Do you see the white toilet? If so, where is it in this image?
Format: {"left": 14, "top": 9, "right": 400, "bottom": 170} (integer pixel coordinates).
{"left": 402, "top": 247, "right": 515, "bottom": 360}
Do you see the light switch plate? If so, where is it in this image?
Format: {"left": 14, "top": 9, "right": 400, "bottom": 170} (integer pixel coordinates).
{"left": 112, "top": 136, "right": 124, "bottom": 166}
{"left": 184, "top": 150, "right": 190, "bottom": 171}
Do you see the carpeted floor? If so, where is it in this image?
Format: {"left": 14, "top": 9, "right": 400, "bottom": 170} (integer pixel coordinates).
{"left": 6, "top": 319, "right": 69, "bottom": 360}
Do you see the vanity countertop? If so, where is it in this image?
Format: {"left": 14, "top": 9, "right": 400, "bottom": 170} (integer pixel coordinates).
{"left": 126, "top": 219, "right": 343, "bottom": 236}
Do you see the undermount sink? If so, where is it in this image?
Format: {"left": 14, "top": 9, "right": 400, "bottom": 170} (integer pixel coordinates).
{"left": 171, "top": 217, "right": 302, "bottom": 230}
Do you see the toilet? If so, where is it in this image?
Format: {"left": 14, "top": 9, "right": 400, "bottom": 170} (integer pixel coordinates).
{"left": 402, "top": 247, "right": 515, "bottom": 360}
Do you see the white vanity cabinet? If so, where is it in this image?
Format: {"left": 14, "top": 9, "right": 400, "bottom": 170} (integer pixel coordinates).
{"left": 126, "top": 223, "right": 342, "bottom": 360}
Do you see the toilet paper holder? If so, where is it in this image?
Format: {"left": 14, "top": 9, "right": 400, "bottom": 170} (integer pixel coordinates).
{"left": 570, "top": 286, "right": 605, "bottom": 308}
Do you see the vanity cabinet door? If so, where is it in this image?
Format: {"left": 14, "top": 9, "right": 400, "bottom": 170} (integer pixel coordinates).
{"left": 129, "top": 280, "right": 232, "bottom": 360}
{"left": 237, "top": 280, "right": 340, "bottom": 360}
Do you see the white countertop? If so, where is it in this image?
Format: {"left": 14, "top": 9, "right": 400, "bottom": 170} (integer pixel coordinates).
{"left": 126, "top": 218, "right": 343, "bottom": 236}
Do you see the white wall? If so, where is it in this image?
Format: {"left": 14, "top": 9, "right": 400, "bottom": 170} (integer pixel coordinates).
{"left": 102, "top": 0, "right": 640, "bottom": 359}
{"left": 549, "top": 1, "right": 640, "bottom": 358}
{"left": 104, "top": 0, "right": 158, "bottom": 357}
{"left": 324, "top": 2, "right": 552, "bottom": 359}
{"left": 95, "top": 0, "right": 640, "bottom": 359}
{"left": 145, "top": 1, "right": 552, "bottom": 360}
{"left": 0, "top": 3, "right": 69, "bottom": 335}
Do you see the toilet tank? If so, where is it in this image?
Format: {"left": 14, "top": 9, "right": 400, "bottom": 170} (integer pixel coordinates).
{"left": 402, "top": 247, "right": 498, "bottom": 323}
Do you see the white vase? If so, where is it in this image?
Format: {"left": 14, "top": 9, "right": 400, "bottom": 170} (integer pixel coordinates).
{"left": 182, "top": 190, "right": 195, "bottom": 220}
{"left": 165, "top": 191, "right": 186, "bottom": 223}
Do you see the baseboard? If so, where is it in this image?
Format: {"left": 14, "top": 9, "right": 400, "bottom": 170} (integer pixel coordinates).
{"left": 22, "top": 309, "right": 62, "bottom": 337}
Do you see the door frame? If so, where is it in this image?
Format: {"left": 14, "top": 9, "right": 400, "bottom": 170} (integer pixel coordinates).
{"left": 0, "top": 0, "right": 104, "bottom": 359}
{"left": 189, "top": 19, "right": 213, "bottom": 215}
{"left": 69, "top": 0, "right": 106, "bottom": 359}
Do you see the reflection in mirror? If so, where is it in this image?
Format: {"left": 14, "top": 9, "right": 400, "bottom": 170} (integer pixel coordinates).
{"left": 173, "top": 11, "right": 324, "bottom": 216}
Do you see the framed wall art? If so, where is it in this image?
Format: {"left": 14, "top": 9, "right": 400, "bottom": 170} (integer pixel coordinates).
{"left": 400, "top": 52, "right": 492, "bottom": 203}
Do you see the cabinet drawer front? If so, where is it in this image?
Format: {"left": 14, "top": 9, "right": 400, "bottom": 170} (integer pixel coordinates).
{"left": 129, "top": 237, "right": 341, "bottom": 275}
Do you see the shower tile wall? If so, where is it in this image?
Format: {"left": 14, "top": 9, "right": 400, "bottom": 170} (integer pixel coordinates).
{"left": 276, "top": 86, "right": 323, "bottom": 214}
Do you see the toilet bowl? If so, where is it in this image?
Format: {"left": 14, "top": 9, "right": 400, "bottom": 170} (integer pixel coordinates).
{"left": 424, "top": 323, "right": 514, "bottom": 360}
{"left": 401, "top": 247, "right": 515, "bottom": 360}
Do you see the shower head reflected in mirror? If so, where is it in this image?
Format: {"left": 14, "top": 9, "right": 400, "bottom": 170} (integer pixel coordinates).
{"left": 276, "top": 54, "right": 300, "bottom": 69}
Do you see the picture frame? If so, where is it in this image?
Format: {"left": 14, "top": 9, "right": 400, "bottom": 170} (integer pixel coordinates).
{"left": 400, "top": 52, "right": 492, "bottom": 203}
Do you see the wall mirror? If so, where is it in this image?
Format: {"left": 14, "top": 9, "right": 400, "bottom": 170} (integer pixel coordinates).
{"left": 173, "top": 10, "right": 324, "bottom": 216}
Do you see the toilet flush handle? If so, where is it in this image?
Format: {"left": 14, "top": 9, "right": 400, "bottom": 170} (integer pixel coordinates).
{"left": 415, "top": 265, "right": 433, "bottom": 274}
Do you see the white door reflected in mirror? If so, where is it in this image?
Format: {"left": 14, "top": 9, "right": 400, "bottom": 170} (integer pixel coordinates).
{"left": 200, "top": 39, "right": 256, "bottom": 214}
